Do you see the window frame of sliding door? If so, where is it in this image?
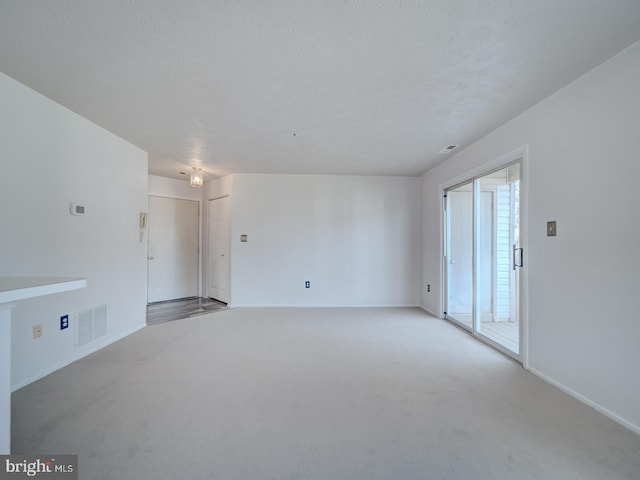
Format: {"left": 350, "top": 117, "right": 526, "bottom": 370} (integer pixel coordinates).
{"left": 439, "top": 145, "right": 529, "bottom": 366}
{"left": 443, "top": 179, "right": 474, "bottom": 333}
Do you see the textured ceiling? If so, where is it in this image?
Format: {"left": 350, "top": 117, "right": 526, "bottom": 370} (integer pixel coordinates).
{"left": 1, "top": 1, "right": 640, "bottom": 181}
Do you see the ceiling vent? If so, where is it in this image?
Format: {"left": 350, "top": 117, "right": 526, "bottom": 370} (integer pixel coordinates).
{"left": 439, "top": 145, "right": 458, "bottom": 154}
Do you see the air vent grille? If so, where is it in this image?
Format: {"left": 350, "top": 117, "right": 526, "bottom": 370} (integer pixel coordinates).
{"left": 439, "top": 144, "right": 458, "bottom": 154}
{"left": 76, "top": 305, "right": 108, "bottom": 349}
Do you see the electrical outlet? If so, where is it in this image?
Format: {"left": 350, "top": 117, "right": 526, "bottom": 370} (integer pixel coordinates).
{"left": 427, "top": 284, "right": 431, "bottom": 293}
{"left": 60, "top": 315, "right": 69, "bottom": 330}
{"left": 33, "top": 324, "right": 43, "bottom": 339}
{"left": 305, "top": 281, "right": 310, "bottom": 288}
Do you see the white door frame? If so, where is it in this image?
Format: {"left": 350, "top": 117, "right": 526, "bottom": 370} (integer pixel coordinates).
{"left": 439, "top": 145, "right": 529, "bottom": 367}
{"left": 147, "top": 194, "right": 202, "bottom": 301}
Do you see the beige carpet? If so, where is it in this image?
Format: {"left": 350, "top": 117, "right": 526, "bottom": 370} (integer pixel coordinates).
{"left": 12, "top": 308, "right": 640, "bottom": 479}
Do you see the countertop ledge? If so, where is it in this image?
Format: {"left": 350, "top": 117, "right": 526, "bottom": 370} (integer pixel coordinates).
{"left": 0, "top": 277, "right": 87, "bottom": 304}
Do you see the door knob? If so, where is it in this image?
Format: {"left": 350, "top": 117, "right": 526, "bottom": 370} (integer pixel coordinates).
{"left": 148, "top": 256, "right": 154, "bottom": 260}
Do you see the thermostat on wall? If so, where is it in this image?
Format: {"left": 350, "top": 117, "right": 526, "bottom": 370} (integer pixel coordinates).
{"left": 70, "top": 203, "right": 86, "bottom": 216}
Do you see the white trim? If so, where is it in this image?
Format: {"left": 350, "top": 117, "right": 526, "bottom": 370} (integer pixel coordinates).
{"left": 439, "top": 145, "right": 529, "bottom": 191}
{"left": 439, "top": 192, "right": 445, "bottom": 319}
{"left": 11, "top": 323, "right": 146, "bottom": 392}
{"left": 527, "top": 367, "right": 640, "bottom": 436}
{"left": 147, "top": 195, "right": 202, "bottom": 299}
{"left": 520, "top": 147, "right": 530, "bottom": 369}
{"left": 146, "top": 192, "right": 201, "bottom": 202}
{"left": 207, "top": 193, "right": 230, "bottom": 202}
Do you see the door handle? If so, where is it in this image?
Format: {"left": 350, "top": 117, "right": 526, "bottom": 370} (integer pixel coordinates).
{"left": 513, "top": 245, "right": 523, "bottom": 270}
{"left": 148, "top": 256, "right": 155, "bottom": 260}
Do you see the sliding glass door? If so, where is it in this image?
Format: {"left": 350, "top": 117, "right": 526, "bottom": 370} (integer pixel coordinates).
{"left": 444, "top": 182, "right": 473, "bottom": 329}
{"left": 445, "top": 162, "right": 523, "bottom": 359}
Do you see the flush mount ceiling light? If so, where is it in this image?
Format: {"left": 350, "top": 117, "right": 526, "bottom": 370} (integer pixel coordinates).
{"left": 439, "top": 144, "right": 458, "bottom": 154}
{"left": 190, "top": 167, "right": 203, "bottom": 188}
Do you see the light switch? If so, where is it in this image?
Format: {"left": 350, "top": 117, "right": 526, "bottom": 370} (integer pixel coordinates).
{"left": 547, "top": 221, "right": 557, "bottom": 236}
{"left": 70, "top": 203, "right": 86, "bottom": 216}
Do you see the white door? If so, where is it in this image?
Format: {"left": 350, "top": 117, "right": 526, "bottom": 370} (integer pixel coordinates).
{"left": 208, "top": 196, "right": 230, "bottom": 303}
{"left": 147, "top": 196, "right": 199, "bottom": 303}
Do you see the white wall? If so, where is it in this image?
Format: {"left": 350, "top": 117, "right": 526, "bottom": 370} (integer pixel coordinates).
{"left": 420, "top": 42, "right": 640, "bottom": 432}
{"left": 229, "top": 174, "right": 420, "bottom": 307}
{"left": 0, "top": 73, "right": 148, "bottom": 390}
{"left": 148, "top": 174, "right": 203, "bottom": 201}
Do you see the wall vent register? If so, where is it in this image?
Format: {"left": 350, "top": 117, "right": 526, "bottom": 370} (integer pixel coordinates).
{"left": 76, "top": 305, "right": 107, "bottom": 349}
{"left": 439, "top": 145, "right": 458, "bottom": 154}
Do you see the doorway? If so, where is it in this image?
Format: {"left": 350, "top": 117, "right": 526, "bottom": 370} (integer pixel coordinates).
{"left": 444, "top": 162, "right": 523, "bottom": 359}
{"left": 147, "top": 196, "right": 199, "bottom": 303}
{"left": 208, "top": 196, "right": 230, "bottom": 303}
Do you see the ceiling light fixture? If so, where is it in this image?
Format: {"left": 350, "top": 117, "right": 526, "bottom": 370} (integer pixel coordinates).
{"left": 190, "top": 167, "right": 204, "bottom": 188}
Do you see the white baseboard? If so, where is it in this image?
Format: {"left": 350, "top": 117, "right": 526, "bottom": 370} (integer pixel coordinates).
{"left": 419, "top": 305, "right": 440, "bottom": 318}
{"left": 230, "top": 304, "right": 421, "bottom": 308}
{"left": 11, "top": 323, "right": 146, "bottom": 392}
{"left": 527, "top": 366, "right": 640, "bottom": 436}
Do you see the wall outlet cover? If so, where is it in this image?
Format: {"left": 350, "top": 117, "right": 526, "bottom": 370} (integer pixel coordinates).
{"left": 547, "top": 221, "right": 557, "bottom": 236}
{"left": 33, "top": 324, "right": 43, "bottom": 339}
{"left": 60, "top": 314, "right": 69, "bottom": 330}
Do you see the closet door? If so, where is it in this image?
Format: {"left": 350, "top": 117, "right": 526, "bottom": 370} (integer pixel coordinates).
{"left": 208, "top": 196, "right": 230, "bottom": 303}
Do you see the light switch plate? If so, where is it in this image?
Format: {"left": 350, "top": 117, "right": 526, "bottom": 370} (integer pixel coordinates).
{"left": 70, "top": 203, "right": 86, "bottom": 216}
{"left": 547, "top": 221, "right": 557, "bottom": 236}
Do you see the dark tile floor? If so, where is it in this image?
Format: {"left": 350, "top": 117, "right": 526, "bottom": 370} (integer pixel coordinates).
{"left": 146, "top": 297, "right": 227, "bottom": 325}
